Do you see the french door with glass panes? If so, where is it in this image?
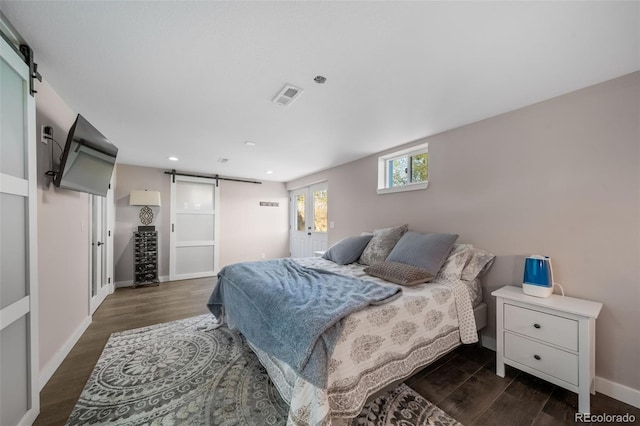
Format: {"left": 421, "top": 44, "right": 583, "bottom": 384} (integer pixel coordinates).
{"left": 0, "top": 36, "right": 40, "bottom": 425}
{"left": 289, "top": 182, "right": 329, "bottom": 258}
{"left": 170, "top": 175, "right": 220, "bottom": 280}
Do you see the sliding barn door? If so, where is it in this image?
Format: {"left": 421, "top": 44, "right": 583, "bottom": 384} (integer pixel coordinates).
{"left": 169, "top": 176, "right": 220, "bottom": 280}
{"left": 0, "top": 37, "right": 39, "bottom": 425}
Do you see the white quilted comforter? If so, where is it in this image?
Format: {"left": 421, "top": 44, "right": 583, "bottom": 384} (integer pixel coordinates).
{"left": 248, "top": 257, "right": 478, "bottom": 426}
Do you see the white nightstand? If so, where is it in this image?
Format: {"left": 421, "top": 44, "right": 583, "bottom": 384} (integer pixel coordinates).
{"left": 492, "top": 286, "right": 602, "bottom": 414}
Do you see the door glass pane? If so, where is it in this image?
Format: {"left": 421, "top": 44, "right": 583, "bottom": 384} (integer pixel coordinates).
{"left": 295, "top": 194, "right": 305, "bottom": 231}
{"left": 1, "top": 315, "right": 29, "bottom": 425}
{"left": 410, "top": 153, "right": 428, "bottom": 183}
{"left": 0, "top": 57, "right": 26, "bottom": 179}
{"left": 176, "top": 213, "right": 214, "bottom": 241}
{"left": 176, "top": 246, "right": 214, "bottom": 274}
{"left": 313, "top": 189, "right": 327, "bottom": 232}
{"left": 1, "top": 193, "right": 27, "bottom": 309}
{"left": 176, "top": 181, "right": 214, "bottom": 210}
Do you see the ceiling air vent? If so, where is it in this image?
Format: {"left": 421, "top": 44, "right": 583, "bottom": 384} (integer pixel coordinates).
{"left": 272, "top": 84, "right": 303, "bottom": 107}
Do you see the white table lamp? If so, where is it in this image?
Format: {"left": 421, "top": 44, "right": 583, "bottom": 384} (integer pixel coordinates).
{"left": 130, "top": 190, "right": 161, "bottom": 225}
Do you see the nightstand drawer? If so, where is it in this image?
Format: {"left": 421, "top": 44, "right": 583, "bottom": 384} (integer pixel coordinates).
{"left": 504, "top": 332, "right": 578, "bottom": 386}
{"left": 504, "top": 303, "right": 578, "bottom": 351}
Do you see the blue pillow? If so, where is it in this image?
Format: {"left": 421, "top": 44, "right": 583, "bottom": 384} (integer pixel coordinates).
{"left": 386, "top": 231, "right": 459, "bottom": 275}
{"left": 322, "top": 235, "right": 373, "bottom": 265}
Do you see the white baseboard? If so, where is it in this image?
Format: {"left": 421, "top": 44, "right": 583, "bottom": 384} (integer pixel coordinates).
{"left": 115, "top": 275, "right": 169, "bottom": 288}
{"left": 115, "top": 279, "right": 133, "bottom": 288}
{"left": 478, "top": 335, "right": 639, "bottom": 409}
{"left": 17, "top": 408, "right": 39, "bottom": 426}
{"left": 481, "top": 335, "right": 496, "bottom": 351}
{"left": 115, "top": 280, "right": 133, "bottom": 288}
{"left": 39, "top": 315, "right": 92, "bottom": 390}
{"left": 596, "top": 376, "right": 640, "bottom": 409}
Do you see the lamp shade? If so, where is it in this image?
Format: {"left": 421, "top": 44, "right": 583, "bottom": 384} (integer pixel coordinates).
{"left": 129, "top": 190, "right": 161, "bottom": 206}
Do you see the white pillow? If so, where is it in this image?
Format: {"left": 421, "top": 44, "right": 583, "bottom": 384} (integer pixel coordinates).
{"left": 437, "top": 243, "right": 473, "bottom": 279}
{"left": 461, "top": 247, "right": 496, "bottom": 281}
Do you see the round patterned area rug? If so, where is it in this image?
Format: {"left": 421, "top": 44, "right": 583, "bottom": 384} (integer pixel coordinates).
{"left": 67, "top": 315, "right": 461, "bottom": 426}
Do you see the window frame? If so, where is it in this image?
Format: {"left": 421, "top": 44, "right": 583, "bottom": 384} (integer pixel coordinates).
{"left": 377, "top": 143, "right": 429, "bottom": 194}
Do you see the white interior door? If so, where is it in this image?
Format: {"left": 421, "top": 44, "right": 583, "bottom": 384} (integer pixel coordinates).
{"left": 170, "top": 176, "right": 220, "bottom": 280}
{"left": 89, "top": 191, "right": 110, "bottom": 314}
{"left": 289, "top": 182, "right": 329, "bottom": 257}
{"left": 0, "top": 36, "right": 40, "bottom": 426}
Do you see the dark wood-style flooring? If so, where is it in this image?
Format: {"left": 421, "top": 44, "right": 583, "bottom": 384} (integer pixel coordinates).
{"left": 34, "top": 278, "right": 215, "bottom": 426}
{"left": 406, "top": 345, "right": 640, "bottom": 425}
{"left": 35, "top": 278, "right": 639, "bottom": 425}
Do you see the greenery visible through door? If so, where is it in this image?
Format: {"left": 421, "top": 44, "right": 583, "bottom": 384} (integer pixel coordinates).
{"left": 295, "top": 189, "right": 327, "bottom": 232}
{"left": 313, "top": 189, "right": 327, "bottom": 232}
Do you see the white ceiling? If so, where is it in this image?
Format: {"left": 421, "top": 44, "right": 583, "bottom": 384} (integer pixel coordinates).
{"left": 2, "top": 1, "right": 639, "bottom": 182}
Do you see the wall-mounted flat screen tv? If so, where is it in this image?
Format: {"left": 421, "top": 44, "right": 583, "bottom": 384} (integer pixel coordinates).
{"left": 54, "top": 114, "right": 118, "bottom": 197}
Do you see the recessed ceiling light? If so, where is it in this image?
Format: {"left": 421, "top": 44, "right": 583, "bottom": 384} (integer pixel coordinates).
{"left": 218, "top": 158, "right": 229, "bottom": 164}
{"left": 314, "top": 75, "right": 327, "bottom": 84}
{"left": 168, "top": 156, "right": 178, "bottom": 161}
{"left": 245, "top": 141, "right": 256, "bottom": 147}
{"left": 265, "top": 170, "right": 273, "bottom": 174}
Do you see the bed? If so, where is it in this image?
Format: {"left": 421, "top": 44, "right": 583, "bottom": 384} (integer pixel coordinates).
{"left": 207, "top": 227, "right": 495, "bottom": 426}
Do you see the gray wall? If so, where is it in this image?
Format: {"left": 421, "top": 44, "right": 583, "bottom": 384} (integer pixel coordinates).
{"left": 34, "top": 79, "right": 92, "bottom": 374}
{"left": 287, "top": 72, "right": 640, "bottom": 393}
{"left": 114, "top": 164, "right": 170, "bottom": 283}
{"left": 218, "top": 180, "right": 290, "bottom": 265}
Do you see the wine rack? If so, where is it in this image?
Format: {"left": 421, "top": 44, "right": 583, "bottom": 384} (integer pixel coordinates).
{"left": 133, "top": 230, "right": 159, "bottom": 287}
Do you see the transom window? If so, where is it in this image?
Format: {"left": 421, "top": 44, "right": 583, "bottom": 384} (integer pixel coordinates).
{"left": 377, "top": 143, "right": 429, "bottom": 194}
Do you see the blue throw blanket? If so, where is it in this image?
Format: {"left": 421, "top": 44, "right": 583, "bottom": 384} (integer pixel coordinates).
{"left": 207, "top": 258, "right": 401, "bottom": 387}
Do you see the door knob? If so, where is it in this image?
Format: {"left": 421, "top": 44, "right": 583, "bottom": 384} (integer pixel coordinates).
{"left": 97, "top": 241, "right": 103, "bottom": 246}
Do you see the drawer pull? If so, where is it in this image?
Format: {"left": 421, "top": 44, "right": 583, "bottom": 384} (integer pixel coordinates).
{"left": 533, "top": 323, "right": 541, "bottom": 329}
{"left": 534, "top": 354, "right": 541, "bottom": 360}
